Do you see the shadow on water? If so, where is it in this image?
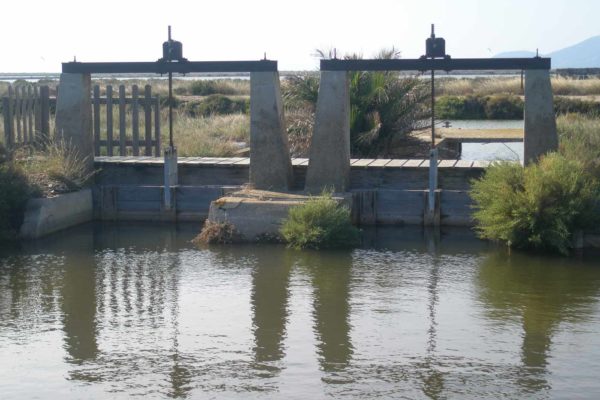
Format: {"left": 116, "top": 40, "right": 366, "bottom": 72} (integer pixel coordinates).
{"left": 476, "top": 249, "right": 600, "bottom": 395}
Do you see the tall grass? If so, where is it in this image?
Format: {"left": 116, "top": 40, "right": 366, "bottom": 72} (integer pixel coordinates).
{"left": 438, "top": 76, "right": 600, "bottom": 96}
{"left": 174, "top": 112, "right": 249, "bottom": 157}
{"left": 557, "top": 114, "right": 600, "bottom": 177}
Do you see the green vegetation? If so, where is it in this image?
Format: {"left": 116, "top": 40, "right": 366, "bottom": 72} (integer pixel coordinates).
{"left": 471, "top": 153, "right": 600, "bottom": 255}
{"left": 283, "top": 49, "right": 430, "bottom": 157}
{"left": 557, "top": 114, "right": 600, "bottom": 178}
{"left": 181, "top": 95, "right": 249, "bottom": 117}
{"left": 280, "top": 192, "right": 360, "bottom": 250}
{"left": 0, "top": 145, "right": 40, "bottom": 241}
{"left": 437, "top": 94, "right": 600, "bottom": 119}
{"left": 437, "top": 76, "right": 600, "bottom": 96}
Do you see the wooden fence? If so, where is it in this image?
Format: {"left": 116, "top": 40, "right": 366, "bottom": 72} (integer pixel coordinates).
{"left": 2, "top": 85, "right": 50, "bottom": 147}
{"left": 93, "top": 84, "right": 161, "bottom": 156}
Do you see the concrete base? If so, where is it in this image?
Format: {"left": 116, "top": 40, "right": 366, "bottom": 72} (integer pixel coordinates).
{"left": 524, "top": 69, "right": 558, "bottom": 164}
{"left": 19, "top": 189, "right": 93, "bottom": 239}
{"left": 55, "top": 73, "right": 93, "bottom": 170}
{"left": 206, "top": 190, "right": 349, "bottom": 242}
{"left": 305, "top": 71, "right": 350, "bottom": 193}
{"left": 249, "top": 71, "right": 293, "bottom": 190}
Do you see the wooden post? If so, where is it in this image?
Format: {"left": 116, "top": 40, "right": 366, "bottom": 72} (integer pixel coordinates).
{"left": 34, "top": 86, "right": 41, "bottom": 143}
{"left": 39, "top": 86, "right": 50, "bottom": 141}
{"left": 144, "top": 85, "right": 152, "bottom": 156}
{"left": 14, "top": 86, "right": 21, "bottom": 144}
{"left": 2, "top": 93, "right": 13, "bottom": 147}
{"left": 119, "top": 85, "right": 126, "bottom": 156}
{"left": 93, "top": 85, "right": 100, "bottom": 156}
{"left": 26, "top": 86, "right": 33, "bottom": 144}
{"left": 106, "top": 85, "right": 113, "bottom": 156}
{"left": 154, "top": 96, "right": 161, "bottom": 156}
{"left": 132, "top": 85, "right": 140, "bottom": 156}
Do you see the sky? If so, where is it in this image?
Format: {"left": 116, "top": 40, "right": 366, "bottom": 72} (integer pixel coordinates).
{"left": 1, "top": 0, "right": 598, "bottom": 72}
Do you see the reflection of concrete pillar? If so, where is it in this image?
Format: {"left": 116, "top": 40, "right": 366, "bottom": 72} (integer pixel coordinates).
{"left": 60, "top": 245, "right": 98, "bottom": 363}
{"left": 306, "top": 71, "right": 350, "bottom": 193}
{"left": 250, "top": 71, "right": 293, "bottom": 191}
{"left": 55, "top": 73, "right": 93, "bottom": 170}
{"left": 524, "top": 70, "right": 558, "bottom": 165}
{"left": 251, "top": 248, "right": 291, "bottom": 367}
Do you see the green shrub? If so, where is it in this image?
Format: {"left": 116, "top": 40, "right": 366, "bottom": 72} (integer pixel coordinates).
{"left": 557, "top": 114, "right": 600, "bottom": 178}
{"left": 554, "top": 97, "right": 600, "bottom": 115}
{"left": 436, "top": 95, "right": 485, "bottom": 119}
{"left": 280, "top": 193, "right": 360, "bottom": 249}
{"left": 470, "top": 153, "right": 600, "bottom": 255}
{"left": 189, "top": 80, "right": 248, "bottom": 96}
{"left": 183, "top": 95, "right": 249, "bottom": 117}
{"left": 483, "top": 94, "right": 523, "bottom": 119}
{"left": 0, "top": 161, "right": 38, "bottom": 241}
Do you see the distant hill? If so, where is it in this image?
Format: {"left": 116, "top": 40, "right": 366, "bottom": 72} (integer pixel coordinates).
{"left": 494, "top": 36, "right": 600, "bottom": 68}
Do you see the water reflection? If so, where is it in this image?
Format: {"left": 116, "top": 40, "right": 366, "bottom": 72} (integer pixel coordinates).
{"left": 250, "top": 247, "right": 292, "bottom": 374}
{"left": 477, "top": 251, "right": 600, "bottom": 395}
{"left": 297, "top": 250, "right": 354, "bottom": 376}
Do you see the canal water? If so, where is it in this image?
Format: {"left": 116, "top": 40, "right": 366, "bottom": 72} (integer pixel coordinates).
{"left": 1, "top": 223, "right": 600, "bottom": 399}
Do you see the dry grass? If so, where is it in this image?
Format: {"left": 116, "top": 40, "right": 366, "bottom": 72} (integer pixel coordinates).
{"left": 173, "top": 112, "right": 249, "bottom": 157}
{"left": 14, "top": 140, "right": 95, "bottom": 196}
{"left": 438, "top": 76, "right": 600, "bottom": 97}
{"left": 192, "top": 220, "right": 242, "bottom": 245}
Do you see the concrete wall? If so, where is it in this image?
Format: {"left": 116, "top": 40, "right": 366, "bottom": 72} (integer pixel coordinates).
{"left": 249, "top": 71, "right": 293, "bottom": 190}
{"left": 19, "top": 189, "right": 93, "bottom": 239}
{"left": 524, "top": 69, "right": 558, "bottom": 164}
{"left": 305, "top": 71, "right": 351, "bottom": 193}
{"left": 55, "top": 73, "right": 93, "bottom": 170}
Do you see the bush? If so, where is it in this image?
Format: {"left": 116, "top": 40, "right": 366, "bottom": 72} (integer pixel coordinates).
{"left": 280, "top": 193, "right": 360, "bottom": 249}
{"left": 183, "top": 95, "right": 249, "bottom": 117}
{"left": 483, "top": 94, "right": 523, "bottom": 119}
{"left": 189, "top": 80, "right": 248, "bottom": 96}
{"left": 470, "top": 153, "right": 600, "bottom": 255}
{"left": 436, "top": 95, "right": 485, "bottom": 119}
{"left": 0, "top": 161, "right": 38, "bottom": 241}
{"left": 557, "top": 114, "right": 600, "bottom": 178}
{"left": 554, "top": 97, "right": 600, "bottom": 115}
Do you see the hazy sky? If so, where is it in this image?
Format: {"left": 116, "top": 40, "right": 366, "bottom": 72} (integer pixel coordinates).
{"left": 1, "top": 0, "right": 598, "bottom": 72}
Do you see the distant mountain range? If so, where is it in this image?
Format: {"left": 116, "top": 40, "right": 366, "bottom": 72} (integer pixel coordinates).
{"left": 494, "top": 36, "right": 600, "bottom": 69}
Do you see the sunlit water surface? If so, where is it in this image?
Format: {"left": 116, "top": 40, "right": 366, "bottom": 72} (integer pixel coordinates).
{"left": 1, "top": 223, "right": 600, "bottom": 399}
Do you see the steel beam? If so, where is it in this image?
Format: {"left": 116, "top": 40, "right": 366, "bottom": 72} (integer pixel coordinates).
{"left": 62, "top": 60, "right": 278, "bottom": 74}
{"left": 320, "top": 57, "right": 551, "bottom": 72}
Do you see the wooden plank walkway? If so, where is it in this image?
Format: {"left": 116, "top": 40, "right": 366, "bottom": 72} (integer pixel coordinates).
{"left": 95, "top": 156, "right": 496, "bottom": 169}
{"left": 413, "top": 128, "right": 523, "bottom": 144}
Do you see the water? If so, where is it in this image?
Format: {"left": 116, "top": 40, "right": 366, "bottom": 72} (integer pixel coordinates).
{"left": 447, "top": 120, "right": 524, "bottom": 161}
{"left": 2, "top": 223, "right": 600, "bottom": 399}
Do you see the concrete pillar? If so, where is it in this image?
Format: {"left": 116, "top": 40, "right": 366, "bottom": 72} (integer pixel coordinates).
{"left": 249, "top": 71, "right": 293, "bottom": 191}
{"left": 524, "top": 69, "right": 558, "bottom": 165}
{"left": 55, "top": 73, "right": 93, "bottom": 170}
{"left": 305, "top": 71, "right": 350, "bottom": 193}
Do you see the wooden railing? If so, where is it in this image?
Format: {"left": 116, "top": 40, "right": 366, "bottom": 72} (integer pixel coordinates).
{"left": 93, "top": 84, "right": 161, "bottom": 156}
{"left": 2, "top": 85, "right": 50, "bottom": 147}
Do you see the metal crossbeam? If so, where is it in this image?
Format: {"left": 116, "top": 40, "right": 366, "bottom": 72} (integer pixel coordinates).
{"left": 62, "top": 60, "right": 278, "bottom": 74}
{"left": 320, "top": 57, "right": 551, "bottom": 71}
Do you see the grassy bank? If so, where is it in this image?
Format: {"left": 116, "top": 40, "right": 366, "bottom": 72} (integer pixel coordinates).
{"left": 437, "top": 76, "right": 600, "bottom": 96}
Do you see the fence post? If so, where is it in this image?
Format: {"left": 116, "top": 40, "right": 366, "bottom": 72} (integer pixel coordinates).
{"left": 39, "top": 86, "right": 50, "bottom": 142}
{"left": 144, "top": 85, "right": 152, "bottom": 156}
{"left": 93, "top": 85, "right": 100, "bottom": 156}
{"left": 119, "top": 85, "right": 126, "bottom": 156}
{"left": 154, "top": 95, "right": 161, "bottom": 156}
{"left": 2, "top": 95, "right": 13, "bottom": 147}
{"left": 14, "top": 86, "right": 22, "bottom": 144}
{"left": 106, "top": 85, "right": 113, "bottom": 156}
{"left": 132, "top": 85, "right": 139, "bottom": 156}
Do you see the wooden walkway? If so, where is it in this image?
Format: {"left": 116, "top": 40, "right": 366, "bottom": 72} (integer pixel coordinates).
{"left": 414, "top": 128, "right": 523, "bottom": 145}
{"left": 95, "top": 156, "right": 495, "bottom": 169}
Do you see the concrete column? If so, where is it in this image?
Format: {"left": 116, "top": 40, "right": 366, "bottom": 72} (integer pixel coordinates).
{"left": 55, "top": 73, "right": 93, "bottom": 170}
{"left": 305, "top": 71, "right": 350, "bottom": 193}
{"left": 524, "top": 69, "right": 558, "bottom": 165}
{"left": 249, "top": 71, "right": 293, "bottom": 191}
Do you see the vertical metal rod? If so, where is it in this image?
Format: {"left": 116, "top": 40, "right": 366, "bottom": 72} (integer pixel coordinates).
{"left": 431, "top": 69, "right": 435, "bottom": 148}
{"left": 169, "top": 71, "right": 173, "bottom": 148}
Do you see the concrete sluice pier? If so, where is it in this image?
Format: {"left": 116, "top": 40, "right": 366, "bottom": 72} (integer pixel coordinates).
{"left": 94, "top": 156, "right": 492, "bottom": 227}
